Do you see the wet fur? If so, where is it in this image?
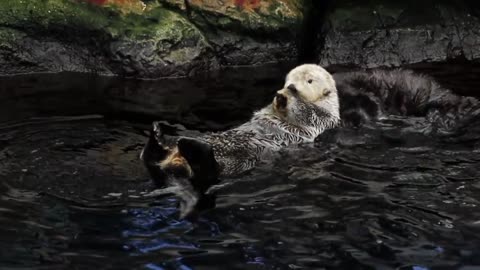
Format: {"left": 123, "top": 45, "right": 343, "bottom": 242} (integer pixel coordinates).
{"left": 144, "top": 67, "right": 480, "bottom": 183}
{"left": 195, "top": 64, "right": 341, "bottom": 177}
{"left": 141, "top": 66, "right": 480, "bottom": 218}
{"left": 335, "top": 69, "right": 480, "bottom": 132}
{"left": 140, "top": 65, "right": 342, "bottom": 218}
{"left": 142, "top": 65, "right": 341, "bottom": 187}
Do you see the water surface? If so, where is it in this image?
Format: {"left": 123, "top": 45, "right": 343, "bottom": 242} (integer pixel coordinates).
{"left": 1, "top": 62, "right": 480, "bottom": 270}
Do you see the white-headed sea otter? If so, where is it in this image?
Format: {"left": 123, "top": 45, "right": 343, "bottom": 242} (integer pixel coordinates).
{"left": 140, "top": 64, "right": 341, "bottom": 216}
{"left": 142, "top": 64, "right": 340, "bottom": 177}
{"left": 140, "top": 64, "right": 480, "bottom": 217}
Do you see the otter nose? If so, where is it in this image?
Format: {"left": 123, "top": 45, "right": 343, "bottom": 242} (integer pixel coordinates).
{"left": 275, "top": 93, "right": 287, "bottom": 108}
{"left": 287, "top": 84, "right": 297, "bottom": 93}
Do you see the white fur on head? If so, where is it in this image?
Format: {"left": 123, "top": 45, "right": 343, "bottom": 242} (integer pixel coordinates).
{"left": 278, "top": 64, "right": 340, "bottom": 119}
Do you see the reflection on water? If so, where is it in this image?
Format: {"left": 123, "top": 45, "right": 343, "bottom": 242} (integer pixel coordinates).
{"left": 1, "top": 62, "right": 480, "bottom": 269}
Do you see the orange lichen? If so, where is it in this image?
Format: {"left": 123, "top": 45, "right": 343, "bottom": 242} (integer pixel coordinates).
{"left": 234, "top": 0, "right": 261, "bottom": 10}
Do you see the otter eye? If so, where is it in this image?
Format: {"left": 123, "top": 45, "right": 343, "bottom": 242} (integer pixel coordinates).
{"left": 307, "top": 79, "right": 313, "bottom": 84}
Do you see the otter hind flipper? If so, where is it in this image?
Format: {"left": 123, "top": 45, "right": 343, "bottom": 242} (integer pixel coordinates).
{"left": 141, "top": 122, "right": 169, "bottom": 162}
{"left": 141, "top": 122, "right": 170, "bottom": 186}
{"left": 177, "top": 138, "right": 220, "bottom": 193}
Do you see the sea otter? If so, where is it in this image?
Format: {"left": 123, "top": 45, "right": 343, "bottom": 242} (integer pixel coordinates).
{"left": 140, "top": 64, "right": 480, "bottom": 216}
{"left": 140, "top": 64, "right": 341, "bottom": 215}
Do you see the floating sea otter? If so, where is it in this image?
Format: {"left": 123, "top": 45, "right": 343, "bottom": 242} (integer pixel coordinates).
{"left": 141, "top": 64, "right": 480, "bottom": 217}
{"left": 141, "top": 64, "right": 340, "bottom": 216}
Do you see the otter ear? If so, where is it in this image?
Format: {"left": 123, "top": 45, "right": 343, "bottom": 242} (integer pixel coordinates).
{"left": 324, "top": 89, "right": 331, "bottom": 96}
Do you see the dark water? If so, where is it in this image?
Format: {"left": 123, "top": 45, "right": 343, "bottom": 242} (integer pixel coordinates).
{"left": 1, "top": 62, "right": 480, "bottom": 270}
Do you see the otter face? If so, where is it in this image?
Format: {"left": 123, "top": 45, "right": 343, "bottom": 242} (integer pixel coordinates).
{"left": 273, "top": 64, "right": 339, "bottom": 120}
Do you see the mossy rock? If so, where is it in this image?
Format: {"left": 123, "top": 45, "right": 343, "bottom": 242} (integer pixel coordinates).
{"left": 159, "top": 0, "right": 305, "bottom": 66}
{"left": 0, "top": 0, "right": 215, "bottom": 77}
{"left": 0, "top": 0, "right": 305, "bottom": 76}
{"left": 162, "top": 0, "right": 304, "bottom": 34}
{"left": 0, "top": 0, "right": 111, "bottom": 34}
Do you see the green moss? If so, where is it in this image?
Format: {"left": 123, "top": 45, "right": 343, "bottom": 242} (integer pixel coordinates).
{"left": 0, "top": 0, "right": 204, "bottom": 43}
{"left": 218, "top": 17, "right": 232, "bottom": 26}
{"left": 0, "top": 0, "right": 112, "bottom": 32}
{"left": 0, "top": 27, "right": 24, "bottom": 49}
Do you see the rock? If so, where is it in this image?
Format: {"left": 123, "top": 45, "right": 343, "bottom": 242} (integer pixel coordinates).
{"left": 164, "top": 0, "right": 302, "bottom": 30}
{"left": 318, "top": 0, "right": 480, "bottom": 68}
{"left": 83, "top": 0, "right": 147, "bottom": 14}
{"left": 2, "top": 0, "right": 480, "bottom": 77}
{"left": 161, "top": 0, "right": 304, "bottom": 66}
{"left": 106, "top": 7, "right": 216, "bottom": 77}
{"left": 0, "top": 0, "right": 303, "bottom": 77}
{"left": 0, "top": 0, "right": 215, "bottom": 77}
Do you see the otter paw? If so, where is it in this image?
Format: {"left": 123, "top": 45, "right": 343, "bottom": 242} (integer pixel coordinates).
{"left": 152, "top": 121, "right": 166, "bottom": 144}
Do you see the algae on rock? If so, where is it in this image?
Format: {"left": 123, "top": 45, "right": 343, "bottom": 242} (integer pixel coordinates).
{"left": 0, "top": 0, "right": 215, "bottom": 77}
{"left": 0, "top": 0, "right": 304, "bottom": 77}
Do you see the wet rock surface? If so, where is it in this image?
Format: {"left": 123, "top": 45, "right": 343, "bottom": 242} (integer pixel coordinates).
{"left": 318, "top": 0, "right": 480, "bottom": 68}
{"left": 0, "top": 0, "right": 302, "bottom": 78}
{"left": 0, "top": 0, "right": 217, "bottom": 77}
{"left": 1, "top": 0, "right": 480, "bottom": 77}
{"left": 161, "top": 0, "right": 303, "bottom": 66}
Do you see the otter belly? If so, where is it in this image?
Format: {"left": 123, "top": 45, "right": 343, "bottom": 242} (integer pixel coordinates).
{"left": 199, "top": 131, "right": 266, "bottom": 177}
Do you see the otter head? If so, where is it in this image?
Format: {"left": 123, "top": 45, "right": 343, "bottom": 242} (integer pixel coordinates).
{"left": 273, "top": 64, "right": 340, "bottom": 123}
